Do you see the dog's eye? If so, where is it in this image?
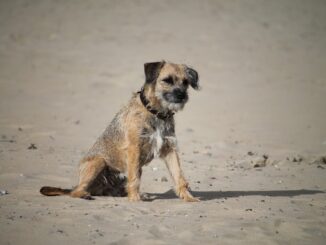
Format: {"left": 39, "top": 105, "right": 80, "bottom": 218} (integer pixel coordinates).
{"left": 162, "top": 77, "right": 174, "bottom": 85}
{"left": 183, "top": 79, "right": 189, "bottom": 86}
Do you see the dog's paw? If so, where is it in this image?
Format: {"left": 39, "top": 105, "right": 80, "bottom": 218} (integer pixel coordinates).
{"left": 183, "top": 195, "right": 200, "bottom": 202}
{"left": 128, "top": 193, "right": 141, "bottom": 202}
{"left": 180, "top": 190, "right": 200, "bottom": 202}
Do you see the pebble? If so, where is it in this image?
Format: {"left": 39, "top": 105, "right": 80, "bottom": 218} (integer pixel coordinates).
{"left": 27, "top": 143, "right": 37, "bottom": 150}
{"left": 161, "top": 176, "right": 168, "bottom": 182}
{"left": 251, "top": 156, "right": 267, "bottom": 168}
{"left": 247, "top": 151, "right": 254, "bottom": 156}
{"left": 0, "top": 190, "right": 9, "bottom": 196}
{"left": 311, "top": 156, "right": 326, "bottom": 165}
{"left": 287, "top": 155, "right": 303, "bottom": 163}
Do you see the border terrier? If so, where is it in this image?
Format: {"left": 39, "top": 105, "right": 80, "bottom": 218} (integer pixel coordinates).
{"left": 40, "top": 61, "right": 200, "bottom": 202}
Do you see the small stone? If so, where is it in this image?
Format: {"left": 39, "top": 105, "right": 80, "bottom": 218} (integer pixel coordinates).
{"left": 161, "top": 176, "right": 168, "bottom": 182}
{"left": 287, "top": 155, "right": 303, "bottom": 163}
{"left": 28, "top": 143, "right": 37, "bottom": 150}
{"left": 252, "top": 157, "right": 267, "bottom": 168}
{"left": 0, "top": 190, "right": 9, "bottom": 196}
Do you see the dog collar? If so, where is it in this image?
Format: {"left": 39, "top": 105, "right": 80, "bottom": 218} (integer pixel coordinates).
{"left": 138, "top": 88, "right": 174, "bottom": 120}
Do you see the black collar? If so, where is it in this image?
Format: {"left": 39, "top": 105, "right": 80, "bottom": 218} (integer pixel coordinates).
{"left": 138, "top": 88, "right": 174, "bottom": 120}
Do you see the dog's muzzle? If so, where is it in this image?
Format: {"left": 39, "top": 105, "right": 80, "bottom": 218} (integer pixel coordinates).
{"left": 163, "top": 88, "right": 188, "bottom": 104}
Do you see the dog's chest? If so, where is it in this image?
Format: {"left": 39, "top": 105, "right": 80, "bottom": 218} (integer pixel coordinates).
{"left": 150, "top": 125, "right": 165, "bottom": 157}
{"left": 141, "top": 119, "right": 176, "bottom": 159}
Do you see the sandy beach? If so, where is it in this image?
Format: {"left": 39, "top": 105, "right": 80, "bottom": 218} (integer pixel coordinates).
{"left": 1, "top": 0, "right": 326, "bottom": 244}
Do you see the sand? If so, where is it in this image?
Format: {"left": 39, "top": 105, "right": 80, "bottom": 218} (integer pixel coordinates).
{"left": 0, "top": 0, "right": 326, "bottom": 244}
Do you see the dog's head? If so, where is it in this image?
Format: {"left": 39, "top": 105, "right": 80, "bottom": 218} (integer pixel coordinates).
{"left": 143, "top": 61, "right": 199, "bottom": 112}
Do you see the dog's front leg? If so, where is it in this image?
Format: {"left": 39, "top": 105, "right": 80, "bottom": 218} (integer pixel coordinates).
{"left": 163, "top": 150, "right": 199, "bottom": 202}
{"left": 126, "top": 145, "right": 141, "bottom": 201}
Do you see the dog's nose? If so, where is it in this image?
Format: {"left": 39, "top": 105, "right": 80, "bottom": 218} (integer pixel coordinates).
{"left": 173, "top": 88, "right": 187, "bottom": 100}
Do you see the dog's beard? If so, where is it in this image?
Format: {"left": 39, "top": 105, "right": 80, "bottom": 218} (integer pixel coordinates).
{"left": 155, "top": 91, "right": 187, "bottom": 112}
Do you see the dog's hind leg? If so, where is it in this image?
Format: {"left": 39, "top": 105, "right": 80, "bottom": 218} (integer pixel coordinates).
{"left": 70, "top": 157, "right": 106, "bottom": 199}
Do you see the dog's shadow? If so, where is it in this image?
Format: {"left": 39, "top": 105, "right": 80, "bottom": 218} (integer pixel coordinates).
{"left": 145, "top": 189, "right": 325, "bottom": 201}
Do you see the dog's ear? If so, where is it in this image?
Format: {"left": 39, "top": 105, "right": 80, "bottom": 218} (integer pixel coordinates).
{"left": 186, "top": 67, "right": 199, "bottom": 90}
{"left": 144, "top": 61, "right": 165, "bottom": 84}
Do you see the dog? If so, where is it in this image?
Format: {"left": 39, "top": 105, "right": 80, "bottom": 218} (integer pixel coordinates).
{"left": 40, "top": 61, "right": 200, "bottom": 202}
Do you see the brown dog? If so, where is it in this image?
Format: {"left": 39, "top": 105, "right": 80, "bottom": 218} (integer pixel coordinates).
{"left": 40, "top": 61, "right": 200, "bottom": 202}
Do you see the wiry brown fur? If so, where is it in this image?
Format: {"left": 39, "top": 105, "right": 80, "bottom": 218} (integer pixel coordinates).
{"left": 40, "top": 61, "right": 200, "bottom": 202}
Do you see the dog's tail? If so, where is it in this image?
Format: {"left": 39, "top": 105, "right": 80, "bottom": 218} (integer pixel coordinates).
{"left": 40, "top": 186, "right": 71, "bottom": 196}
